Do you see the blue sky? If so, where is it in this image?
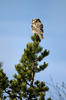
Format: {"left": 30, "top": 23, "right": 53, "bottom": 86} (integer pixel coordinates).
{"left": 0, "top": 0, "right": 66, "bottom": 83}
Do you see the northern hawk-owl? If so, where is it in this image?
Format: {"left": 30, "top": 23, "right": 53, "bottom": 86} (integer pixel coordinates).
{"left": 31, "top": 19, "right": 44, "bottom": 39}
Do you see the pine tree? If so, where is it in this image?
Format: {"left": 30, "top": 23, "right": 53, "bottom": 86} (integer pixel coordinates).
{"left": 9, "top": 34, "right": 50, "bottom": 100}
{"left": 0, "top": 20, "right": 51, "bottom": 100}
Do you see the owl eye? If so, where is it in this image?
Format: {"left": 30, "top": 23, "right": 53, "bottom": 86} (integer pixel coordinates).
{"left": 37, "top": 19, "right": 41, "bottom": 22}
{"left": 32, "top": 20, "right": 35, "bottom": 23}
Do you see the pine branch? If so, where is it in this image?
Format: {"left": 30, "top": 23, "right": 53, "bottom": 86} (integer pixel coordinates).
{"left": 5, "top": 90, "right": 22, "bottom": 100}
{"left": 37, "top": 49, "right": 49, "bottom": 61}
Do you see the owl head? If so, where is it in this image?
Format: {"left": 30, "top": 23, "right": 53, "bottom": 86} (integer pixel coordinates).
{"left": 32, "top": 18, "right": 41, "bottom": 24}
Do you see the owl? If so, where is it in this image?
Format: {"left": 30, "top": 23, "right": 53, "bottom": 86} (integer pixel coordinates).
{"left": 31, "top": 19, "right": 44, "bottom": 39}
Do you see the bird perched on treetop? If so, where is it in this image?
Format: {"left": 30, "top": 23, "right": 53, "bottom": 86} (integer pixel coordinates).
{"left": 31, "top": 18, "right": 44, "bottom": 39}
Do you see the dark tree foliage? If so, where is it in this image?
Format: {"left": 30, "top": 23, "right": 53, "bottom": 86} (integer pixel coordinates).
{"left": 0, "top": 63, "right": 9, "bottom": 100}
{"left": 0, "top": 34, "right": 51, "bottom": 100}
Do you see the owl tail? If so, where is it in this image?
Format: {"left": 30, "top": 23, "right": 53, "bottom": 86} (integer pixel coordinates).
{"left": 38, "top": 33, "right": 43, "bottom": 40}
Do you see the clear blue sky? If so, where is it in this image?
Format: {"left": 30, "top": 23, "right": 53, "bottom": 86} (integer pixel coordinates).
{"left": 0, "top": 0, "right": 66, "bottom": 83}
